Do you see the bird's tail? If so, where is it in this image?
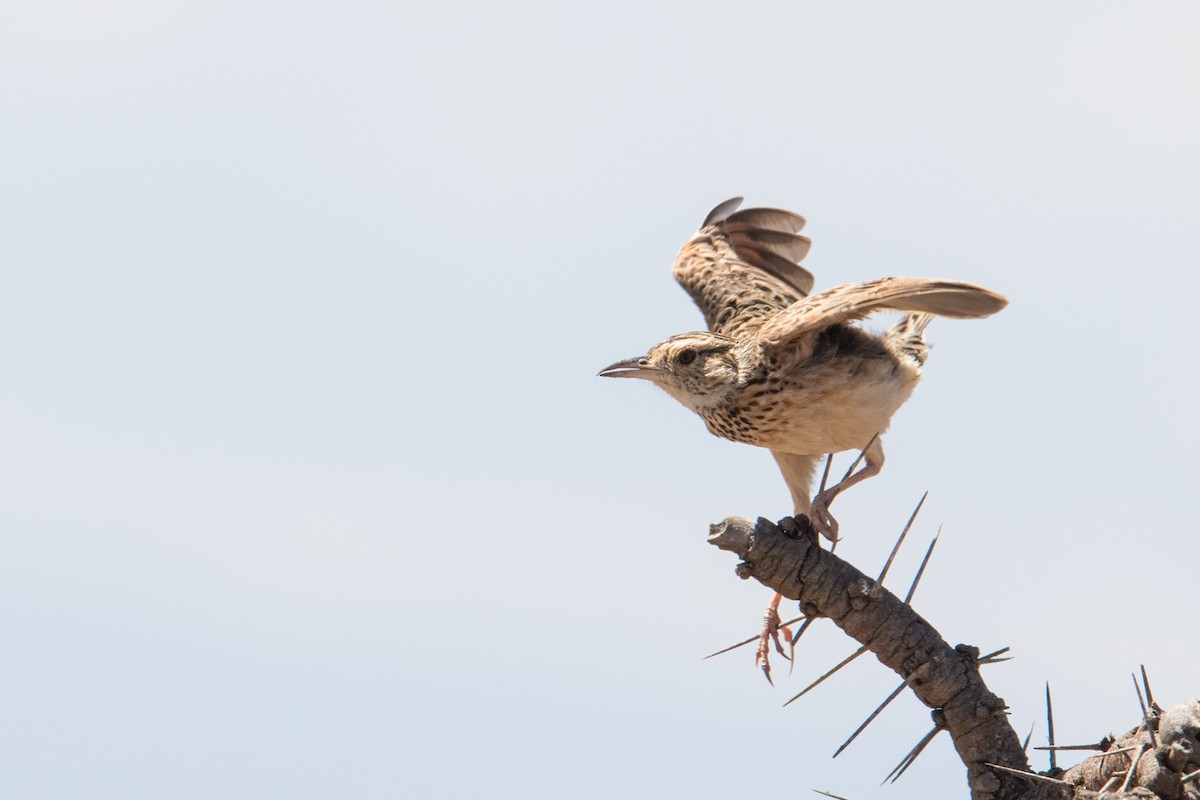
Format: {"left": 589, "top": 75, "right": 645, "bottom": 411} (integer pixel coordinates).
{"left": 887, "top": 312, "right": 933, "bottom": 366}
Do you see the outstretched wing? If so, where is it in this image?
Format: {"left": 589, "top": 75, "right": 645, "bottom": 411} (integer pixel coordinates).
{"left": 755, "top": 277, "right": 1009, "bottom": 348}
{"left": 672, "top": 197, "right": 815, "bottom": 340}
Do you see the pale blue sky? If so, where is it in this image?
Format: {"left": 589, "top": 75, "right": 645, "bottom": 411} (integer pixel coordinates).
{"left": 2, "top": 2, "right": 1198, "bottom": 798}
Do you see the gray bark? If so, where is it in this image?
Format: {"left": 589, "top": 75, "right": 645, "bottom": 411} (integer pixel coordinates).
{"left": 708, "top": 515, "right": 1060, "bottom": 800}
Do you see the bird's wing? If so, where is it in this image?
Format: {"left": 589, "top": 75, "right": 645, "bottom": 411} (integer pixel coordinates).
{"left": 672, "top": 197, "right": 815, "bottom": 340}
{"left": 756, "top": 278, "right": 1008, "bottom": 348}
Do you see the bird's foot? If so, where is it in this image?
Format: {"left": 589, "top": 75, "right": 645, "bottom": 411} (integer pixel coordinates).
{"left": 808, "top": 491, "right": 840, "bottom": 542}
{"left": 778, "top": 514, "right": 816, "bottom": 540}
{"left": 755, "top": 600, "right": 794, "bottom": 686}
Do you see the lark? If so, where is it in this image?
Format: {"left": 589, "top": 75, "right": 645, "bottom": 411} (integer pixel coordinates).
{"left": 599, "top": 197, "right": 1007, "bottom": 679}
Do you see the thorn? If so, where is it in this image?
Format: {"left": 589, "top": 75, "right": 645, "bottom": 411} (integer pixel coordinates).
{"left": 811, "top": 791, "right": 854, "bottom": 800}
{"left": 1081, "top": 745, "right": 1140, "bottom": 759}
{"left": 1140, "top": 664, "right": 1161, "bottom": 714}
{"left": 817, "top": 453, "right": 833, "bottom": 495}
{"left": 1034, "top": 743, "right": 1111, "bottom": 752}
{"left": 876, "top": 491, "right": 928, "bottom": 585}
{"left": 703, "top": 615, "right": 804, "bottom": 659}
{"left": 883, "top": 726, "right": 942, "bottom": 784}
{"left": 902, "top": 527, "right": 940, "bottom": 605}
{"left": 984, "top": 763, "right": 1071, "bottom": 787}
{"left": 979, "top": 646, "right": 1011, "bottom": 665}
{"left": 1045, "top": 682, "right": 1057, "bottom": 772}
{"left": 1132, "top": 673, "right": 1158, "bottom": 749}
{"left": 1095, "top": 774, "right": 1120, "bottom": 799}
{"left": 1021, "top": 723, "right": 1034, "bottom": 753}
{"left": 783, "top": 646, "right": 868, "bottom": 707}
{"left": 1132, "top": 672, "right": 1149, "bottom": 717}
{"left": 790, "top": 616, "right": 817, "bottom": 647}
{"left": 834, "top": 682, "right": 906, "bottom": 758}
{"left": 1119, "top": 743, "right": 1148, "bottom": 792}
{"left": 1096, "top": 733, "right": 1115, "bottom": 771}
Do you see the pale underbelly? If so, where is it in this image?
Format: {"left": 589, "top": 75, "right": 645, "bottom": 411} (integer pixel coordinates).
{"left": 702, "top": 366, "right": 920, "bottom": 455}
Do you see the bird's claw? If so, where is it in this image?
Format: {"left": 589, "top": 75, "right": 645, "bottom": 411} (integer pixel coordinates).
{"left": 755, "top": 603, "right": 794, "bottom": 685}
{"left": 809, "top": 491, "right": 840, "bottom": 542}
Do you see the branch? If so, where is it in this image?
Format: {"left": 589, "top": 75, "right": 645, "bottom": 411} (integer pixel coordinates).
{"left": 708, "top": 515, "right": 1059, "bottom": 800}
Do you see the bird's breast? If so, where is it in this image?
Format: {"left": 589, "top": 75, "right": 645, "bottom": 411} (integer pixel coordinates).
{"left": 698, "top": 353, "right": 920, "bottom": 454}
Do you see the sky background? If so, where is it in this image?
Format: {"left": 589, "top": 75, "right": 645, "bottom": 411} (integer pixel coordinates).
{"left": 2, "top": 2, "right": 1198, "bottom": 798}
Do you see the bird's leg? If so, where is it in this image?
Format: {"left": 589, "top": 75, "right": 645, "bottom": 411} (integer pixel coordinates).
{"left": 809, "top": 437, "right": 885, "bottom": 541}
{"left": 771, "top": 451, "right": 819, "bottom": 525}
{"left": 755, "top": 452, "right": 821, "bottom": 683}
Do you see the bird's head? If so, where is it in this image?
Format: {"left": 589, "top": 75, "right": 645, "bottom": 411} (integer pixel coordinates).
{"left": 598, "top": 332, "right": 744, "bottom": 412}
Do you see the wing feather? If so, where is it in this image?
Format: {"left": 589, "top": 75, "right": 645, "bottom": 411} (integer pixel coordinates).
{"left": 756, "top": 278, "right": 1009, "bottom": 348}
{"left": 732, "top": 245, "right": 816, "bottom": 296}
{"left": 673, "top": 198, "right": 816, "bottom": 338}
{"left": 725, "top": 207, "right": 807, "bottom": 233}
{"left": 725, "top": 227, "right": 813, "bottom": 264}
{"left": 702, "top": 197, "right": 745, "bottom": 227}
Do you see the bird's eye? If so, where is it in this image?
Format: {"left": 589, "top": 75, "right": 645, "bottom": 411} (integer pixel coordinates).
{"left": 678, "top": 348, "right": 697, "bottom": 365}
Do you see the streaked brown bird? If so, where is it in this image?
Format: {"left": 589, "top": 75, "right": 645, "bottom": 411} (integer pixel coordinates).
{"left": 599, "top": 197, "right": 1007, "bottom": 679}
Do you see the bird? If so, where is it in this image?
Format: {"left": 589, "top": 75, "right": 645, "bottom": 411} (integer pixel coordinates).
{"left": 599, "top": 197, "right": 1007, "bottom": 680}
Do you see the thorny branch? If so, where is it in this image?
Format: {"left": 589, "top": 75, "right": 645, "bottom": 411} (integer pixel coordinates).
{"left": 708, "top": 514, "right": 1031, "bottom": 800}
{"left": 705, "top": 515, "right": 1200, "bottom": 800}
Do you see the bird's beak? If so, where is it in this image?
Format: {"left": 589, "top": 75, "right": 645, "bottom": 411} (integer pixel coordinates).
{"left": 598, "top": 356, "right": 662, "bottom": 380}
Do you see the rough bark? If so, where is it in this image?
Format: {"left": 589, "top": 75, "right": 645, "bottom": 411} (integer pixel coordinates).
{"left": 707, "top": 515, "right": 1200, "bottom": 799}
{"left": 707, "top": 514, "right": 1060, "bottom": 800}
{"left": 1060, "top": 700, "right": 1200, "bottom": 799}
